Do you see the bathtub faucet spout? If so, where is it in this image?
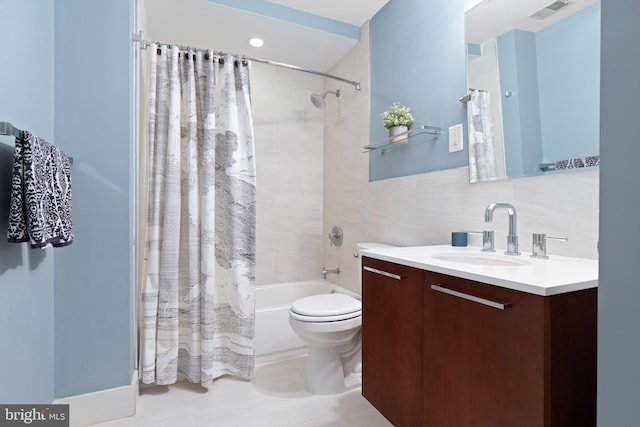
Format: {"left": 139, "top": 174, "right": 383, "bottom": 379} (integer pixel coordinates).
{"left": 322, "top": 267, "right": 340, "bottom": 279}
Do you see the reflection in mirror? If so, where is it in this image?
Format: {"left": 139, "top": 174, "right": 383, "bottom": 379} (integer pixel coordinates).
{"left": 465, "top": 0, "right": 600, "bottom": 183}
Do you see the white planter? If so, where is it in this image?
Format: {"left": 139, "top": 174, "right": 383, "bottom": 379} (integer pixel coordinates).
{"left": 388, "top": 125, "right": 409, "bottom": 143}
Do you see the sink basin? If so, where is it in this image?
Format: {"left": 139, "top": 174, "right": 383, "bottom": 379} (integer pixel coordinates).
{"left": 431, "top": 252, "right": 531, "bottom": 267}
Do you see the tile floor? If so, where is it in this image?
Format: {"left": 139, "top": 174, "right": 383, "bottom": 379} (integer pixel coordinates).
{"left": 93, "top": 357, "right": 392, "bottom": 427}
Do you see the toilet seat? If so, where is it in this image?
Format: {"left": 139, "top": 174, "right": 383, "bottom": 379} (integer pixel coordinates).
{"left": 290, "top": 294, "right": 362, "bottom": 322}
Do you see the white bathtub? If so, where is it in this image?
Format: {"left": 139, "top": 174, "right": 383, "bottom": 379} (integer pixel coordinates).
{"left": 254, "top": 280, "right": 359, "bottom": 364}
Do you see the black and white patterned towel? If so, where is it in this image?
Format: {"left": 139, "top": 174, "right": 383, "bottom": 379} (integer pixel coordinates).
{"left": 7, "top": 131, "right": 73, "bottom": 248}
{"left": 555, "top": 155, "right": 600, "bottom": 171}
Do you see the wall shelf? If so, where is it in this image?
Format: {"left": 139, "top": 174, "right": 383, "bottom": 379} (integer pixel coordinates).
{"left": 364, "top": 125, "right": 441, "bottom": 154}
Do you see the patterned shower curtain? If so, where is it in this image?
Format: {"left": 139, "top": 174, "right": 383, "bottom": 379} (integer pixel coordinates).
{"left": 468, "top": 89, "right": 499, "bottom": 182}
{"left": 141, "top": 45, "right": 256, "bottom": 385}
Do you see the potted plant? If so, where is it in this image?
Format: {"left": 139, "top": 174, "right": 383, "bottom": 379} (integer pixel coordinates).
{"left": 382, "top": 102, "right": 414, "bottom": 143}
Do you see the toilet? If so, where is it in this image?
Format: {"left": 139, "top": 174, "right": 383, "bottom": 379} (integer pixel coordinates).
{"left": 289, "top": 243, "right": 395, "bottom": 395}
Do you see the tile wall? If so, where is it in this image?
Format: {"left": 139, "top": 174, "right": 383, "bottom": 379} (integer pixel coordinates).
{"left": 252, "top": 63, "right": 325, "bottom": 285}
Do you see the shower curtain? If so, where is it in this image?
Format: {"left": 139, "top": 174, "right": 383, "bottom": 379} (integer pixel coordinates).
{"left": 141, "top": 45, "right": 256, "bottom": 385}
{"left": 468, "top": 89, "right": 499, "bottom": 182}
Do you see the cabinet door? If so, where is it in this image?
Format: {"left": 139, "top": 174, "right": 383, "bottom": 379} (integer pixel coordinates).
{"left": 362, "top": 257, "right": 423, "bottom": 426}
{"left": 423, "top": 271, "right": 546, "bottom": 427}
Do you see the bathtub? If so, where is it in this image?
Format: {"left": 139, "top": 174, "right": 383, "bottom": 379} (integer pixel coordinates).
{"left": 254, "top": 279, "right": 359, "bottom": 364}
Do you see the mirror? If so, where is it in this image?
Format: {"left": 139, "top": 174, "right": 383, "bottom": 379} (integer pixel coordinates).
{"left": 465, "top": 0, "right": 600, "bottom": 183}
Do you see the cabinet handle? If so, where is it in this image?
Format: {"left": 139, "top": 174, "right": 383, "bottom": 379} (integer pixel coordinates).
{"left": 430, "top": 284, "right": 512, "bottom": 310}
{"left": 363, "top": 266, "right": 407, "bottom": 281}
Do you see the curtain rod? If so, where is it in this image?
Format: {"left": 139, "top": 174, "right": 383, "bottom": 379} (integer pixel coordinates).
{"left": 131, "top": 31, "right": 361, "bottom": 91}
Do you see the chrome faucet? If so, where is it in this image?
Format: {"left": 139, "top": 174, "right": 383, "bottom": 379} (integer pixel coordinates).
{"left": 322, "top": 267, "right": 340, "bottom": 279}
{"left": 484, "top": 203, "right": 520, "bottom": 255}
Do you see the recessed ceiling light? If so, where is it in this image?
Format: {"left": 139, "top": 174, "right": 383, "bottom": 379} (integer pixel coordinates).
{"left": 249, "top": 38, "right": 264, "bottom": 48}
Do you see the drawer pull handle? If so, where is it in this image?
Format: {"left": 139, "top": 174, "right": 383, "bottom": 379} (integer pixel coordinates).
{"left": 363, "top": 266, "right": 407, "bottom": 281}
{"left": 431, "top": 284, "right": 512, "bottom": 310}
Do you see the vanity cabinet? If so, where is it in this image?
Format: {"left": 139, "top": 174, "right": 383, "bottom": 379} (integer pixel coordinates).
{"left": 361, "top": 257, "right": 597, "bottom": 427}
{"left": 423, "top": 271, "right": 597, "bottom": 427}
{"left": 361, "top": 257, "right": 423, "bottom": 426}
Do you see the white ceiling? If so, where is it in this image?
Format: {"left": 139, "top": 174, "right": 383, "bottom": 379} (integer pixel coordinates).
{"left": 142, "top": 0, "right": 390, "bottom": 72}
{"left": 147, "top": 0, "right": 567, "bottom": 74}
{"left": 466, "top": 0, "right": 597, "bottom": 45}
{"left": 145, "top": 0, "right": 587, "bottom": 75}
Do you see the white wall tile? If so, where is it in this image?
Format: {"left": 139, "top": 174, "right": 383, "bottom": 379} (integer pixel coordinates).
{"left": 253, "top": 64, "right": 325, "bottom": 285}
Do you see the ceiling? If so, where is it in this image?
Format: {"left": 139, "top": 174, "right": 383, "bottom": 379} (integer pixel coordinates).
{"left": 142, "top": 0, "right": 390, "bottom": 72}
{"left": 144, "top": 0, "right": 576, "bottom": 77}
{"left": 466, "top": 0, "right": 598, "bottom": 45}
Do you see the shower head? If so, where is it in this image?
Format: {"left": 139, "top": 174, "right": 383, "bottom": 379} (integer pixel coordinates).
{"left": 310, "top": 93, "right": 325, "bottom": 108}
{"left": 310, "top": 89, "right": 341, "bottom": 108}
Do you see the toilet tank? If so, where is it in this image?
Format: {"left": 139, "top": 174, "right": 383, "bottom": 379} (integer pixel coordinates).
{"left": 356, "top": 243, "right": 396, "bottom": 294}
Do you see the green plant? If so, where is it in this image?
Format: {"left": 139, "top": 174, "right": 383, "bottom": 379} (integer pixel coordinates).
{"left": 382, "top": 102, "right": 414, "bottom": 128}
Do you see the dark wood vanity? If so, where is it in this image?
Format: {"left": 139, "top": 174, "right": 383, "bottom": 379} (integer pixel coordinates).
{"left": 362, "top": 256, "right": 597, "bottom": 427}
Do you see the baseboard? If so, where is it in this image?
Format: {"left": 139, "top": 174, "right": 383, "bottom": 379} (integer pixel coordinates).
{"left": 53, "top": 370, "right": 137, "bottom": 427}
{"left": 255, "top": 348, "right": 307, "bottom": 367}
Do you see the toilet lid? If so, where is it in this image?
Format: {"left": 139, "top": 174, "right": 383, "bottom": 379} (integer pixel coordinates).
{"left": 291, "top": 293, "right": 361, "bottom": 317}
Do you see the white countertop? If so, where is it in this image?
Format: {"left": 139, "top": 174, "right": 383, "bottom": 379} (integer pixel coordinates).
{"left": 360, "top": 245, "right": 598, "bottom": 296}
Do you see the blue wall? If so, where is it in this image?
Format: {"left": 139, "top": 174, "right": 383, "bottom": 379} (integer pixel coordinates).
{"left": 0, "top": 0, "right": 55, "bottom": 403}
{"left": 598, "top": 0, "right": 640, "bottom": 424}
{"left": 497, "top": 2, "right": 600, "bottom": 177}
{"left": 536, "top": 2, "right": 600, "bottom": 162}
{"left": 0, "top": 0, "right": 134, "bottom": 403}
{"left": 0, "top": 0, "right": 54, "bottom": 403}
{"left": 497, "top": 30, "right": 543, "bottom": 178}
{"left": 369, "top": 0, "right": 468, "bottom": 181}
{"left": 53, "top": 0, "right": 135, "bottom": 398}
